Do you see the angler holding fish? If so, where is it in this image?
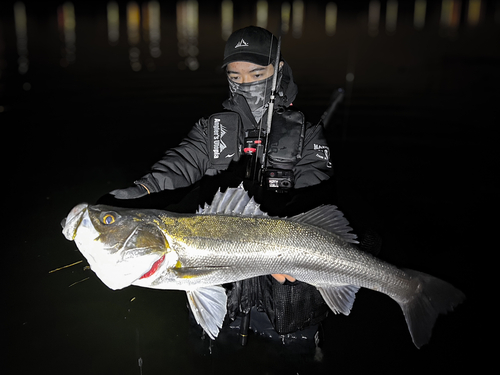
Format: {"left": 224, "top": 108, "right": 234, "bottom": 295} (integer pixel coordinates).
{"left": 96, "top": 26, "right": 339, "bottom": 344}
{"left": 62, "top": 185, "right": 464, "bottom": 348}
{"left": 62, "top": 26, "right": 464, "bottom": 348}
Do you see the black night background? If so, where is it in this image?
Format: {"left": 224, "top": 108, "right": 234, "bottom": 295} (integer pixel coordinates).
{"left": 2, "top": 1, "right": 495, "bottom": 374}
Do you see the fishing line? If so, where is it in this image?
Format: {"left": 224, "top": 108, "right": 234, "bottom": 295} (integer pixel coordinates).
{"left": 49, "top": 259, "right": 92, "bottom": 287}
{"left": 48, "top": 260, "right": 83, "bottom": 273}
{"left": 68, "top": 277, "right": 89, "bottom": 287}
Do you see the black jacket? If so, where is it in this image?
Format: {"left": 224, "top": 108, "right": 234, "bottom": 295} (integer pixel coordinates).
{"left": 128, "top": 61, "right": 335, "bottom": 334}
{"left": 135, "top": 61, "right": 333, "bottom": 196}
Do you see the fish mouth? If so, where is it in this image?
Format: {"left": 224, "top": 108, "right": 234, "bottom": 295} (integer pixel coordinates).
{"left": 62, "top": 203, "right": 89, "bottom": 240}
{"left": 139, "top": 254, "right": 166, "bottom": 280}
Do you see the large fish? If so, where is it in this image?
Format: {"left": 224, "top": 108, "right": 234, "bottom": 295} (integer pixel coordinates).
{"left": 62, "top": 185, "right": 464, "bottom": 348}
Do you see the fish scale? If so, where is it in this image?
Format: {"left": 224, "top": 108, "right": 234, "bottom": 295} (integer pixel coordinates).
{"left": 158, "top": 213, "right": 425, "bottom": 303}
{"left": 62, "top": 185, "right": 465, "bottom": 348}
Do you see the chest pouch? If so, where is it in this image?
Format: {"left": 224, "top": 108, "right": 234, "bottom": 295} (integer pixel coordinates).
{"left": 266, "top": 109, "right": 305, "bottom": 169}
{"left": 264, "top": 109, "right": 305, "bottom": 192}
{"left": 208, "top": 112, "right": 243, "bottom": 169}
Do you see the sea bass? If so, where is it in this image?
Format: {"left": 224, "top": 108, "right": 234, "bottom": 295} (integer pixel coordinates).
{"left": 61, "top": 185, "right": 464, "bottom": 348}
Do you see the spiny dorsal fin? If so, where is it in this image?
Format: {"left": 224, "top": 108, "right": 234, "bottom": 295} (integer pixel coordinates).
{"left": 289, "top": 205, "right": 358, "bottom": 244}
{"left": 197, "top": 184, "right": 267, "bottom": 217}
{"left": 197, "top": 184, "right": 356, "bottom": 243}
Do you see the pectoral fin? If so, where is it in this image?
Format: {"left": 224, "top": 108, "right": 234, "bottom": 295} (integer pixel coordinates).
{"left": 318, "top": 285, "right": 360, "bottom": 315}
{"left": 186, "top": 285, "right": 227, "bottom": 340}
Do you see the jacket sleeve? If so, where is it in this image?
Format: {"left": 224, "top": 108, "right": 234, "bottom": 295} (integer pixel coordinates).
{"left": 293, "top": 123, "right": 334, "bottom": 189}
{"left": 134, "top": 118, "right": 211, "bottom": 192}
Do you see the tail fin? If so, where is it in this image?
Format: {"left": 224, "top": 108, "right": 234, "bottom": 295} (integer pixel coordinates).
{"left": 399, "top": 269, "right": 465, "bottom": 348}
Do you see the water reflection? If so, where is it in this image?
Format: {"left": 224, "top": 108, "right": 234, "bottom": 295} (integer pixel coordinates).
{"left": 385, "top": 0, "right": 398, "bottom": 34}
{"left": 440, "top": 0, "right": 461, "bottom": 36}
{"left": 281, "top": 2, "right": 291, "bottom": 34}
{"left": 107, "top": 1, "right": 120, "bottom": 46}
{"left": 57, "top": 2, "right": 76, "bottom": 67}
{"left": 368, "top": 0, "right": 380, "bottom": 36}
{"left": 467, "top": 0, "right": 482, "bottom": 27}
{"left": 256, "top": 0, "right": 268, "bottom": 29}
{"left": 177, "top": 0, "right": 199, "bottom": 71}
{"left": 221, "top": 0, "right": 233, "bottom": 40}
{"left": 291, "top": 0, "right": 304, "bottom": 38}
{"left": 414, "top": 0, "right": 427, "bottom": 29}
{"left": 127, "top": 2, "right": 141, "bottom": 71}
{"left": 2, "top": 0, "right": 496, "bottom": 78}
{"left": 14, "top": 1, "right": 29, "bottom": 74}
{"left": 325, "top": 2, "right": 337, "bottom": 36}
{"left": 0, "top": 21, "right": 5, "bottom": 97}
{"left": 145, "top": 1, "right": 162, "bottom": 61}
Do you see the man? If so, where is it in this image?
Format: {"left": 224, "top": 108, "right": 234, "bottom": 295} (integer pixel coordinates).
{"left": 105, "top": 26, "right": 335, "bottom": 343}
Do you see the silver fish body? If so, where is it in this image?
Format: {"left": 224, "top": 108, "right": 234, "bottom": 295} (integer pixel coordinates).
{"left": 62, "top": 185, "right": 464, "bottom": 347}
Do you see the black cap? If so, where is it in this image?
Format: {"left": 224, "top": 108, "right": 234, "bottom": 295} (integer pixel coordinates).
{"left": 222, "top": 26, "right": 279, "bottom": 68}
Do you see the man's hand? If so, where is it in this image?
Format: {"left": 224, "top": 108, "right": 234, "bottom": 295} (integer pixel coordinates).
{"left": 271, "top": 274, "right": 296, "bottom": 284}
{"left": 109, "top": 184, "right": 149, "bottom": 199}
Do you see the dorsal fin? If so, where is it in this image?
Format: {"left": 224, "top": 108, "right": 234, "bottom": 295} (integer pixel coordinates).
{"left": 197, "top": 184, "right": 268, "bottom": 217}
{"left": 288, "top": 205, "right": 358, "bottom": 244}
{"left": 198, "top": 184, "right": 356, "bottom": 243}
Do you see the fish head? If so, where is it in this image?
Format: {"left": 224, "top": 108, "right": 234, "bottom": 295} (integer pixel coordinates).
{"left": 62, "top": 203, "right": 177, "bottom": 290}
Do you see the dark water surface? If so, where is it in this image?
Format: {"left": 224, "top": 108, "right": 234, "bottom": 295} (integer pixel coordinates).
{"left": 3, "top": 1, "right": 497, "bottom": 374}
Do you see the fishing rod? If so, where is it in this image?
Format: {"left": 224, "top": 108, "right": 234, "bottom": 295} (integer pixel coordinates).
{"left": 264, "top": 36, "right": 281, "bottom": 135}
{"left": 245, "top": 35, "right": 282, "bottom": 187}
{"left": 240, "top": 35, "right": 282, "bottom": 346}
{"left": 319, "top": 87, "right": 345, "bottom": 129}
{"left": 259, "top": 35, "right": 281, "bottom": 185}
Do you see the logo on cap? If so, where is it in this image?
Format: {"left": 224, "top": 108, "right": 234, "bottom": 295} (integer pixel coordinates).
{"left": 234, "top": 39, "right": 249, "bottom": 48}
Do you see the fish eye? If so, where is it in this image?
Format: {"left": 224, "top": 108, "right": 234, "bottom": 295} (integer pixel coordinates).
{"left": 103, "top": 214, "right": 115, "bottom": 225}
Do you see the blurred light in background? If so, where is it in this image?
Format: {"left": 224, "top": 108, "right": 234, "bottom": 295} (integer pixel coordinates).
{"left": 127, "top": 2, "right": 141, "bottom": 71}
{"left": 440, "top": 0, "right": 461, "bottom": 35}
{"left": 256, "top": 1, "right": 268, "bottom": 29}
{"left": 281, "top": 2, "right": 291, "bottom": 34}
{"left": 127, "top": 2, "right": 140, "bottom": 45}
{"left": 14, "top": 1, "right": 29, "bottom": 75}
{"left": 3, "top": 0, "right": 498, "bottom": 78}
{"left": 467, "top": 0, "right": 482, "bottom": 27}
{"left": 292, "top": 0, "right": 304, "bottom": 38}
{"left": 177, "top": 1, "right": 199, "bottom": 71}
{"left": 58, "top": 2, "right": 76, "bottom": 67}
{"left": 221, "top": 0, "right": 233, "bottom": 40}
{"left": 368, "top": 0, "right": 380, "bottom": 36}
{"left": 147, "top": 1, "right": 161, "bottom": 59}
{"left": 107, "top": 1, "right": 119, "bottom": 45}
{"left": 414, "top": 0, "right": 427, "bottom": 30}
{"left": 325, "top": 2, "right": 337, "bottom": 36}
{"left": 386, "top": 0, "right": 398, "bottom": 34}
{"left": 0, "top": 22, "right": 5, "bottom": 85}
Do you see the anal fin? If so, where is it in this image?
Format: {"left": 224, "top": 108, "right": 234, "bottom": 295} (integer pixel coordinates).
{"left": 318, "top": 284, "right": 360, "bottom": 315}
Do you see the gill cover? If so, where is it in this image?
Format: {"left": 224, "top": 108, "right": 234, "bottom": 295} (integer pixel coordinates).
{"left": 62, "top": 204, "right": 172, "bottom": 290}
